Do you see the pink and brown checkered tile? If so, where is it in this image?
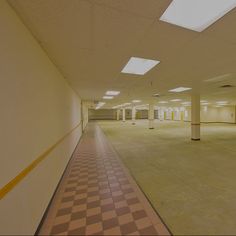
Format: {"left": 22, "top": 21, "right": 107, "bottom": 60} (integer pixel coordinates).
{"left": 39, "top": 123, "right": 171, "bottom": 235}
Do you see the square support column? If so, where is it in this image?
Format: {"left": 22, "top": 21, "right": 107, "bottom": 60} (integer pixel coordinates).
{"left": 122, "top": 108, "right": 126, "bottom": 122}
{"left": 132, "top": 106, "right": 136, "bottom": 125}
{"left": 191, "top": 94, "right": 200, "bottom": 140}
{"left": 148, "top": 104, "right": 155, "bottom": 129}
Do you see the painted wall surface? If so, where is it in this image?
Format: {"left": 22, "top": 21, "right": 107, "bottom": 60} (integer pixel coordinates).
{"left": 201, "top": 106, "right": 235, "bottom": 123}
{"left": 89, "top": 109, "right": 148, "bottom": 120}
{"left": 125, "top": 109, "right": 132, "bottom": 119}
{"left": 82, "top": 101, "right": 89, "bottom": 131}
{"left": 184, "top": 107, "right": 191, "bottom": 121}
{"left": 89, "top": 106, "right": 235, "bottom": 123}
{"left": 184, "top": 106, "right": 236, "bottom": 123}
{"left": 154, "top": 110, "right": 159, "bottom": 119}
{"left": 89, "top": 109, "right": 117, "bottom": 120}
{"left": 136, "top": 110, "right": 148, "bottom": 119}
{"left": 0, "top": 1, "right": 85, "bottom": 234}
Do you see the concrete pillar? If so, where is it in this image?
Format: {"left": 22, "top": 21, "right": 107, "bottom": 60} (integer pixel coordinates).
{"left": 159, "top": 108, "right": 163, "bottom": 121}
{"left": 116, "top": 109, "right": 120, "bottom": 121}
{"left": 122, "top": 108, "right": 126, "bottom": 122}
{"left": 159, "top": 109, "right": 161, "bottom": 120}
{"left": 191, "top": 94, "right": 200, "bottom": 140}
{"left": 148, "top": 104, "right": 155, "bottom": 129}
{"left": 132, "top": 106, "right": 136, "bottom": 125}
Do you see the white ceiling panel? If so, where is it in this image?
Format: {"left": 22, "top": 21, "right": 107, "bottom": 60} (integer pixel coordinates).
{"left": 8, "top": 0, "right": 236, "bottom": 106}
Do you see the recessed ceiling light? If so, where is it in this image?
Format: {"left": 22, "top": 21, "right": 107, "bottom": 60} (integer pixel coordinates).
{"left": 216, "top": 100, "right": 228, "bottom": 103}
{"left": 216, "top": 101, "right": 228, "bottom": 104}
{"left": 106, "top": 91, "right": 120, "bottom": 96}
{"left": 169, "top": 87, "right": 192, "bottom": 92}
{"left": 112, "top": 105, "right": 123, "bottom": 109}
{"left": 160, "top": 0, "right": 236, "bottom": 32}
{"left": 158, "top": 101, "right": 168, "bottom": 104}
{"left": 123, "top": 103, "right": 131, "bottom": 105}
{"left": 153, "top": 93, "right": 160, "bottom": 97}
{"left": 204, "top": 73, "right": 231, "bottom": 82}
{"left": 200, "top": 100, "right": 208, "bottom": 103}
{"left": 96, "top": 102, "right": 105, "bottom": 110}
{"left": 132, "top": 100, "right": 141, "bottom": 103}
{"left": 201, "top": 102, "right": 210, "bottom": 105}
{"left": 97, "top": 102, "right": 105, "bottom": 106}
{"left": 181, "top": 101, "right": 191, "bottom": 105}
{"left": 103, "top": 96, "right": 114, "bottom": 99}
{"left": 136, "top": 104, "right": 149, "bottom": 110}
{"left": 170, "top": 99, "right": 182, "bottom": 102}
{"left": 121, "top": 57, "right": 160, "bottom": 75}
{"left": 136, "top": 104, "right": 148, "bottom": 107}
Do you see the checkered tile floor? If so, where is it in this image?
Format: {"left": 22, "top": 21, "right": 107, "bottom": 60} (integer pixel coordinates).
{"left": 39, "top": 123, "right": 171, "bottom": 235}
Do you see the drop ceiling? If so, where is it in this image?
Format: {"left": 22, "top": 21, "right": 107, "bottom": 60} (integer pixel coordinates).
{"left": 8, "top": 0, "right": 236, "bottom": 108}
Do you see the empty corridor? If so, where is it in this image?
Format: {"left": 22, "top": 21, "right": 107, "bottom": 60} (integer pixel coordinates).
{"left": 39, "top": 123, "right": 170, "bottom": 235}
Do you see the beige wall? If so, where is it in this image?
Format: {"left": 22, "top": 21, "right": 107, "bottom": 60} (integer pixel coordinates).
{"left": 201, "top": 106, "right": 235, "bottom": 123}
{"left": 136, "top": 110, "right": 148, "bottom": 119}
{"left": 89, "top": 106, "right": 236, "bottom": 123}
{"left": 184, "top": 106, "right": 236, "bottom": 123}
{"left": 82, "top": 101, "right": 89, "bottom": 130}
{"left": 0, "top": 1, "right": 85, "bottom": 234}
{"left": 89, "top": 109, "right": 117, "bottom": 120}
{"left": 184, "top": 107, "right": 191, "bottom": 121}
{"left": 89, "top": 109, "right": 148, "bottom": 120}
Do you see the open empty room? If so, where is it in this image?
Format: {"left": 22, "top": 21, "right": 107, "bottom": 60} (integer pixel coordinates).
{"left": 1, "top": 0, "right": 236, "bottom": 235}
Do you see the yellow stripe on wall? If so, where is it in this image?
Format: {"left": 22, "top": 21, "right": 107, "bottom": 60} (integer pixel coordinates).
{"left": 0, "top": 122, "right": 81, "bottom": 200}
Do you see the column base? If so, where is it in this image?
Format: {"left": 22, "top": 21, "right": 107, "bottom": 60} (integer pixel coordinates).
{"left": 132, "top": 122, "right": 135, "bottom": 125}
{"left": 191, "top": 123, "right": 200, "bottom": 141}
{"left": 148, "top": 119, "right": 154, "bottom": 129}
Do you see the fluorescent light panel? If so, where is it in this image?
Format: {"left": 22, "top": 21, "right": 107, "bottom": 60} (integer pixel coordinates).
{"left": 181, "top": 102, "right": 191, "bottom": 105}
{"left": 113, "top": 103, "right": 131, "bottom": 109}
{"left": 158, "top": 101, "right": 168, "bottom": 104}
{"left": 106, "top": 91, "right": 120, "bottom": 96}
{"left": 153, "top": 93, "right": 160, "bottom": 97}
{"left": 216, "top": 101, "right": 228, "bottom": 104}
{"left": 103, "top": 96, "right": 114, "bottom": 99}
{"left": 96, "top": 102, "right": 105, "bottom": 110}
{"left": 170, "top": 99, "right": 182, "bottom": 102}
{"left": 160, "top": 0, "right": 236, "bottom": 32}
{"left": 136, "top": 104, "right": 148, "bottom": 107}
{"left": 204, "top": 73, "right": 231, "bottom": 82}
{"left": 132, "top": 100, "right": 141, "bottom": 103}
{"left": 121, "top": 57, "right": 160, "bottom": 75}
{"left": 169, "top": 87, "right": 192, "bottom": 92}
